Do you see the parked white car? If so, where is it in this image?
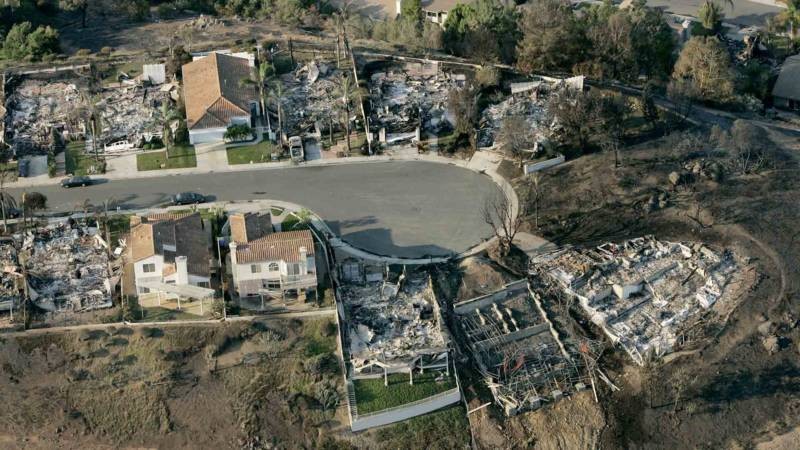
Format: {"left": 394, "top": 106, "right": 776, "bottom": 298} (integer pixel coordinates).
{"left": 104, "top": 140, "right": 134, "bottom": 153}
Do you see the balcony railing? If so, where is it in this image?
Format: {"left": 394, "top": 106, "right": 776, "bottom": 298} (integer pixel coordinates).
{"left": 280, "top": 273, "right": 317, "bottom": 288}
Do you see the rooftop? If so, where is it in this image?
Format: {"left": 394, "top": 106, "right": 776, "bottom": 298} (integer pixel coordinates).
{"left": 233, "top": 229, "right": 314, "bottom": 263}
{"left": 129, "top": 212, "right": 212, "bottom": 277}
{"left": 772, "top": 54, "right": 800, "bottom": 101}
{"left": 182, "top": 52, "right": 257, "bottom": 130}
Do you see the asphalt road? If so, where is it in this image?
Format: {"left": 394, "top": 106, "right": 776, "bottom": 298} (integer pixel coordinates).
{"left": 8, "top": 161, "right": 499, "bottom": 259}
{"left": 646, "top": 0, "right": 781, "bottom": 27}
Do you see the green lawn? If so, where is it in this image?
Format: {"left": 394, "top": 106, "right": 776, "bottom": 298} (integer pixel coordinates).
{"left": 106, "top": 214, "right": 132, "bottom": 243}
{"left": 137, "top": 145, "right": 197, "bottom": 171}
{"left": 279, "top": 215, "right": 308, "bottom": 231}
{"left": 353, "top": 370, "right": 457, "bottom": 414}
{"left": 66, "top": 140, "right": 104, "bottom": 176}
{"left": 226, "top": 141, "right": 279, "bottom": 165}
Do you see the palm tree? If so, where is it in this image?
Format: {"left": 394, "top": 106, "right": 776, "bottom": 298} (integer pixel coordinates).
{"left": 267, "top": 81, "right": 286, "bottom": 146}
{"left": 698, "top": 0, "right": 734, "bottom": 33}
{"left": 332, "top": 1, "right": 353, "bottom": 68}
{"left": 159, "top": 101, "right": 179, "bottom": 158}
{"left": 0, "top": 190, "right": 16, "bottom": 234}
{"left": 335, "top": 73, "right": 365, "bottom": 155}
{"left": 240, "top": 61, "right": 274, "bottom": 134}
{"left": 776, "top": 0, "right": 800, "bottom": 48}
{"left": 78, "top": 95, "right": 105, "bottom": 163}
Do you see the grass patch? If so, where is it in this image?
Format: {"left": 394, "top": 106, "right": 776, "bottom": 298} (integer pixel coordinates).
{"left": 299, "top": 318, "right": 337, "bottom": 357}
{"left": 66, "top": 140, "right": 105, "bottom": 176}
{"left": 0, "top": 161, "right": 18, "bottom": 182}
{"left": 226, "top": 141, "right": 280, "bottom": 165}
{"left": 279, "top": 215, "right": 308, "bottom": 231}
{"left": 106, "top": 214, "right": 132, "bottom": 243}
{"left": 169, "top": 207, "right": 223, "bottom": 222}
{"left": 136, "top": 306, "right": 205, "bottom": 322}
{"left": 353, "top": 370, "right": 457, "bottom": 414}
{"left": 137, "top": 145, "right": 196, "bottom": 171}
{"left": 373, "top": 405, "right": 471, "bottom": 449}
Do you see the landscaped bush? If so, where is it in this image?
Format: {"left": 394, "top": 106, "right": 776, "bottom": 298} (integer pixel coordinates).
{"left": 224, "top": 124, "right": 253, "bottom": 142}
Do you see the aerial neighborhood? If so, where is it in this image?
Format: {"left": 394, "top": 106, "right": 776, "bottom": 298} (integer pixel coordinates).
{"left": 0, "top": 0, "right": 798, "bottom": 448}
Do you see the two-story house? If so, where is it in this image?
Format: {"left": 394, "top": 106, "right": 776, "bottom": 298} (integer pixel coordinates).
{"left": 182, "top": 52, "right": 260, "bottom": 144}
{"left": 129, "top": 212, "right": 213, "bottom": 294}
{"left": 227, "top": 212, "right": 317, "bottom": 300}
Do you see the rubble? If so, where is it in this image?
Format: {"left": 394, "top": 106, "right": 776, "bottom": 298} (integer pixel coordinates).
{"left": 369, "top": 66, "right": 460, "bottom": 139}
{"left": 478, "top": 89, "right": 549, "bottom": 148}
{"left": 0, "top": 240, "right": 22, "bottom": 312}
{"left": 6, "top": 79, "right": 84, "bottom": 154}
{"left": 339, "top": 269, "right": 449, "bottom": 375}
{"left": 97, "top": 85, "right": 170, "bottom": 146}
{"left": 0, "top": 222, "right": 118, "bottom": 315}
{"left": 532, "top": 236, "right": 742, "bottom": 365}
{"left": 24, "top": 223, "right": 115, "bottom": 312}
{"left": 280, "top": 62, "right": 342, "bottom": 134}
{"left": 453, "top": 280, "right": 598, "bottom": 416}
{"left": 6, "top": 76, "right": 170, "bottom": 156}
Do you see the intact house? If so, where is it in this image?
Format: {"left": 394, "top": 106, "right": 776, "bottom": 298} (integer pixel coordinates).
{"left": 128, "top": 212, "right": 214, "bottom": 294}
{"left": 226, "top": 212, "right": 318, "bottom": 300}
{"left": 182, "top": 52, "right": 260, "bottom": 145}
{"left": 772, "top": 54, "right": 800, "bottom": 111}
{"left": 388, "top": 0, "right": 468, "bottom": 25}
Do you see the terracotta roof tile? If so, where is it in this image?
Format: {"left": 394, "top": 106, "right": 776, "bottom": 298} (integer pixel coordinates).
{"left": 128, "top": 212, "right": 212, "bottom": 277}
{"left": 230, "top": 212, "right": 272, "bottom": 243}
{"left": 235, "top": 230, "right": 314, "bottom": 264}
{"left": 182, "top": 53, "right": 257, "bottom": 130}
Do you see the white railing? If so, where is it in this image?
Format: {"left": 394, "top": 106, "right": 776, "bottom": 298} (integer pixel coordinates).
{"left": 280, "top": 273, "right": 316, "bottom": 287}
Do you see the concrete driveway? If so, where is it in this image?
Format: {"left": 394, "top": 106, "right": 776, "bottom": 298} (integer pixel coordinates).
{"left": 8, "top": 161, "right": 499, "bottom": 258}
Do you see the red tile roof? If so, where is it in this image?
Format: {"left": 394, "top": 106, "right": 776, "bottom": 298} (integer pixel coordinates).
{"left": 182, "top": 52, "right": 257, "bottom": 130}
{"left": 235, "top": 230, "right": 314, "bottom": 264}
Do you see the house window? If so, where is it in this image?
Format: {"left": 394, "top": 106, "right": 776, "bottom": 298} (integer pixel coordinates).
{"left": 251, "top": 264, "right": 261, "bottom": 273}
{"left": 268, "top": 262, "right": 279, "bottom": 272}
{"left": 267, "top": 280, "right": 281, "bottom": 289}
{"left": 287, "top": 263, "right": 300, "bottom": 275}
{"left": 143, "top": 263, "right": 156, "bottom": 273}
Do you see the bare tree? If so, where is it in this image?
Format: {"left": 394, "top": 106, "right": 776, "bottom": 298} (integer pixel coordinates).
{"left": 727, "top": 120, "right": 772, "bottom": 174}
{"left": 481, "top": 187, "right": 522, "bottom": 257}
{"left": 498, "top": 115, "right": 534, "bottom": 167}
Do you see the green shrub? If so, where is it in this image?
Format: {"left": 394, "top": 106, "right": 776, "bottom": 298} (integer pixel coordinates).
{"left": 2, "top": 22, "right": 60, "bottom": 62}
{"left": 224, "top": 124, "right": 253, "bottom": 142}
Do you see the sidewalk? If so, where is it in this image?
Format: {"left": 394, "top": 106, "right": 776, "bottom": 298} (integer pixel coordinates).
{"left": 4, "top": 144, "right": 510, "bottom": 189}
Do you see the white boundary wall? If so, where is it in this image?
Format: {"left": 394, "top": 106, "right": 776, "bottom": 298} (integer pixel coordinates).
{"left": 524, "top": 154, "right": 565, "bottom": 174}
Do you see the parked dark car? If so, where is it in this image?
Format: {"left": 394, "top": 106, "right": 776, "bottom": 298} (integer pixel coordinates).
{"left": 17, "top": 159, "right": 30, "bottom": 178}
{"left": 170, "top": 192, "right": 206, "bottom": 205}
{"left": 60, "top": 176, "right": 93, "bottom": 188}
{"left": 3, "top": 207, "right": 21, "bottom": 219}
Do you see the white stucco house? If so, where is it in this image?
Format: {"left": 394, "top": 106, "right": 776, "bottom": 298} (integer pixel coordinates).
{"left": 182, "top": 52, "right": 260, "bottom": 145}
{"left": 226, "top": 212, "right": 317, "bottom": 299}
{"left": 129, "top": 212, "right": 214, "bottom": 294}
